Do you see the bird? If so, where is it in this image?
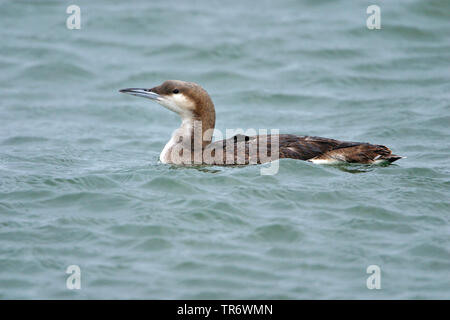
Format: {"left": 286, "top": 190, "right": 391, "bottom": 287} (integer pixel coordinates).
{"left": 119, "top": 80, "right": 403, "bottom": 166}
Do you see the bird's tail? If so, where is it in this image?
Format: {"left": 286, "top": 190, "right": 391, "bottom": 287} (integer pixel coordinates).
{"left": 385, "top": 154, "right": 405, "bottom": 163}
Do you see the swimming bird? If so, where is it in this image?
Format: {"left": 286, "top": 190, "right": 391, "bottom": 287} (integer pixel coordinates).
{"left": 120, "top": 80, "right": 403, "bottom": 165}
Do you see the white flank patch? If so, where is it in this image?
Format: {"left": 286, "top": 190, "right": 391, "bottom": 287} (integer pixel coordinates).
{"left": 373, "top": 159, "right": 389, "bottom": 164}
{"left": 308, "top": 158, "right": 342, "bottom": 164}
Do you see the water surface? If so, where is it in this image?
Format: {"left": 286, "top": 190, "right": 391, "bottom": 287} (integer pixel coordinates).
{"left": 0, "top": 0, "right": 449, "bottom": 299}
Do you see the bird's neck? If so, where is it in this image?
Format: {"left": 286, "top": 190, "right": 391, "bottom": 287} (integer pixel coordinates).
{"left": 159, "top": 113, "right": 215, "bottom": 164}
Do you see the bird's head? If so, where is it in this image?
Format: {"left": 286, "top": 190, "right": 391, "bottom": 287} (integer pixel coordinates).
{"left": 120, "top": 80, "right": 215, "bottom": 127}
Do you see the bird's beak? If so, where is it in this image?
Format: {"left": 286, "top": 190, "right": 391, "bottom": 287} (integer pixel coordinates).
{"left": 119, "top": 88, "right": 161, "bottom": 101}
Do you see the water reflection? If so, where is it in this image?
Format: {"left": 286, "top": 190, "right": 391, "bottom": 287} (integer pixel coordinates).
{"left": 332, "top": 162, "right": 394, "bottom": 174}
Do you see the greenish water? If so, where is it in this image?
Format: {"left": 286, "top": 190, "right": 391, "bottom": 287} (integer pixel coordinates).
{"left": 0, "top": 0, "right": 449, "bottom": 299}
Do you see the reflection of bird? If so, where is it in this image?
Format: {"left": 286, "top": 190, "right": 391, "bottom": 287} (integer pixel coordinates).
{"left": 120, "top": 80, "right": 403, "bottom": 165}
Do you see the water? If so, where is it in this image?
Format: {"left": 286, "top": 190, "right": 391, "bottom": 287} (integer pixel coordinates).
{"left": 0, "top": 0, "right": 449, "bottom": 299}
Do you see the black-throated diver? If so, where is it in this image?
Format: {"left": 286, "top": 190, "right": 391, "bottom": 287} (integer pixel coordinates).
{"left": 120, "top": 80, "right": 403, "bottom": 165}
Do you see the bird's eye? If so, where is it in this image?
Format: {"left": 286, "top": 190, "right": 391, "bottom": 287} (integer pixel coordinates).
{"left": 173, "top": 89, "right": 179, "bottom": 94}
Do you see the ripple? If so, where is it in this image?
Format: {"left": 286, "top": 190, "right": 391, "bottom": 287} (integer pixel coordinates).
{"left": 250, "top": 224, "right": 303, "bottom": 243}
{"left": 140, "top": 176, "right": 201, "bottom": 194}
{"left": 18, "top": 62, "right": 94, "bottom": 81}
{"left": 1, "top": 0, "right": 449, "bottom": 300}
{"left": 133, "top": 238, "right": 173, "bottom": 251}
{"left": 407, "top": 243, "right": 450, "bottom": 261}
{"left": 2, "top": 136, "right": 49, "bottom": 145}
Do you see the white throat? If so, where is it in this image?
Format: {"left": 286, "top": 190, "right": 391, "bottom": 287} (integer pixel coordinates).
{"left": 156, "top": 93, "right": 195, "bottom": 118}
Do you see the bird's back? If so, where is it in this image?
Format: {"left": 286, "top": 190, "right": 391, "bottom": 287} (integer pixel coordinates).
{"left": 205, "top": 134, "right": 402, "bottom": 165}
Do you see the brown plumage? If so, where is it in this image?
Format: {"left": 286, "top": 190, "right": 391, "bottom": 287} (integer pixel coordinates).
{"left": 120, "top": 80, "right": 403, "bottom": 165}
{"left": 205, "top": 134, "right": 402, "bottom": 165}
